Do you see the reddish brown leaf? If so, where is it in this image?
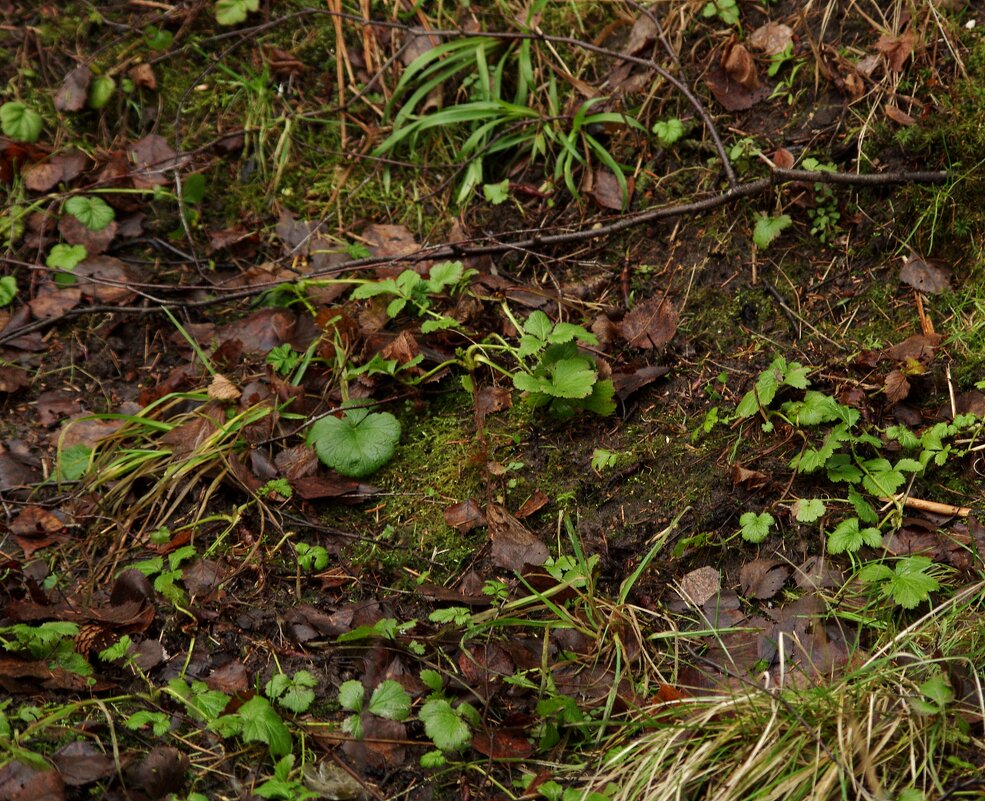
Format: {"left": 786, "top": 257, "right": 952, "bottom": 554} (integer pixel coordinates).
{"left": 0, "top": 760, "right": 65, "bottom": 801}
{"left": 58, "top": 215, "right": 117, "bottom": 255}
{"left": 124, "top": 747, "right": 189, "bottom": 800}
{"left": 884, "top": 334, "right": 940, "bottom": 363}
{"left": 50, "top": 742, "right": 114, "bottom": 786}
{"left": 381, "top": 329, "right": 420, "bottom": 366}
{"left": 793, "top": 555, "right": 843, "bottom": 590}
{"left": 616, "top": 296, "right": 678, "bottom": 350}
{"left": 28, "top": 284, "right": 82, "bottom": 320}
{"left": 443, "top": 499, "right": 485, "bottom": 532}
{"left": 21, "top": 152, "right": 87, "bottom": 193}
{"left": 342, "top": 715, "right": 406, "bottom": 771}
{"left": 128, "top": 63, "right": 157, "bottom": 90}
{"left": 128, "top": 135, "right": 186, "bottom": 189}
{"left": 0, "top": 367, "right": 30, "bottom": 394}
{"left": 487, "top": 503, "right": 548, "bottom": 570}
{"left": 206, "top": 659, "right": 249, "bottom": 694}
{"left": 10, "top": 506, "right": 66, "bottom": 536}
{"left": 459, "top": 642, "right": 515, "bottom": 685}
{"left": 706, "top": 61, "right": 769, "bottom": 111}
{"left": 472, "top": 729, "right": 535, "bottom": 759}
{"left": 362, "top": 223, "right": 428, "bottom": 277}
{"left": 589, "top": 168, "right": 629, "bottom": 210}
{"left": 884, "top": 104, "right": 916, "bottom": 126}
{"left": 476, "top": 386, "right": 512, "bottom": 421}
{"left": 274, "top": 444, "right": 319, "bottom": 480}
{"left": 772, "top": 147, "right": 795, "bottom": 169}
{"left": 883, "top": 370, "right": 910, "bottom": 404}
{"left": 875, "top": 31, "right": 914, "bottom": 73}
{"left": 723, "top": 42, "right": 760, "bottom": 90}
{"left": 291, "top": 474, "right": 376, "bottom": 500}
{"left": 899, "top": 255, "right": 950, "bottom": 294}
{"left": 183, "top": 558, "right": 230, "bottom": 599}
{"left": 731, "top": 464, "right": 769, "bottom": 489}
{"left": 217, "top": 308, "right": 296, "bottom": 354}
{"left": 739, "top": 559, "right": 791, "bottom": 599}
{"left": 612, "top": 363, "right": 670, "bottom": 400}
{"left": 515, "top": 489, "right": 549, "bottom": 519}
{"left": 54, "top": 66, "right": 91, "bottom": 112}
{"left": 0, "top": 443, "right": 40, "bottom": 490}
{"left": 73, "top": 256, "right": 133, "bottom": 303}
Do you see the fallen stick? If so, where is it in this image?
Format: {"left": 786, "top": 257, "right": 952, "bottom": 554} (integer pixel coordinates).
{"left": 882, "top": 494, "right": 972, "bottom": 517}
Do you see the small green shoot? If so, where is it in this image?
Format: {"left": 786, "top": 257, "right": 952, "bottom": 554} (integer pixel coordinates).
{"left": 483, "top": 179, "right": 510, "bottom": 204}
{"left": 88, "top": 76, "right": 115, "bottom": 109}
{"left": 652, "top": 118, "right": 684, "bottom": 147}
{"left": 266, "top": 670, "right": 318, "bottom": 714}
{"left": 752, "top": 213, "right": 792, "bottom": 249}
{"left": 702, "top": 0, "right": 740, "bottom": 27}
{"left": 0, "top": 276, "right": 17, "bottom": 307}
{"left": 338, "top": 679, "right": 412, "bottom": 739}
{"left": 46, "top": 244, "right": 87, "bottom": 286}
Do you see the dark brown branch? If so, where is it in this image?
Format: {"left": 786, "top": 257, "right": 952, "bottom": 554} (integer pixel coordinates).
{"left": 0, "top": 168, "right": 948, "bottom": 346}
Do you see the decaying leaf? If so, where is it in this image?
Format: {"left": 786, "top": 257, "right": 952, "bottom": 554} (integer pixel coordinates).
{"left": 875, "top": 30, "right": 915, "bottom": 73}
{"left": 900, "top": 255, "right": 950, "bottom": 294}
{"left": 748, "top": 22, "right": 794, "bottom": 56}
{"left": 678, "top": 566, "right": 721, "bottom": 606}
{"left": 208, "top": 373, "right": 241, "bottom": 402}
{"left": 616, "top": 296, "right": 678, "bottom": 349}
{"left": 883, "top": 369, "right": 910, "bottom": 404}
{"left": 54, "top": 66, "right": 91, "bottom": 112}
{"left": 444, "top": 499, "right": 485, "bottom": 532}
{"left": 739, "top": 559, "right": 791, "bottom": 599}
{"left": 487, "top": 503, "right": 549, "bottom": 570}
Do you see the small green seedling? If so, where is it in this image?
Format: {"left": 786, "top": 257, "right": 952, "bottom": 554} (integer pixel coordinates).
{"left": 752, "top": 213, "right": 792, "bottom": 249}
{"left": 215, "top": 0, "right": 259, "bottom": 25}
{"left": 64, "top": 196, "right": 115, "bottom": 231}
{"left": 266, "top": 670, "right": 318, "bottom": 714}
{"left": 857, "top": 556, "right": 944, "bottom": 609}
{"left": 652, "top": 118, "right": 684, "bottom": 147}
{"left": 739, "top": 511, "right": 775, "bottom": 543}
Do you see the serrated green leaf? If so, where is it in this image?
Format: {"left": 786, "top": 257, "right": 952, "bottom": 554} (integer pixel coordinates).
{"left": 215, "top": 0, "right": 259, "bottom": 25}
{"left": 894, "top": 457, "right": 923, "bottom": 474}
{"left": 342, "top": 713, "right": 363, "bottom": 739}
{"left": 919, "top": 672, "right": 953, "bottom": 707}
{"left": 46, "top": 243, "right": 87, "bottom": 272}
{"left": 739, "top": 511, "right": 774, "bottom": 543}
{"left": 482, "top": 179, "right": 510, "bottom": 204}
{"left": 547, "top": 358, "right": 596, "bottom": 399}
{"left": 513, "top": 371, "right": 551, "bottom": 395}
{"left": 857, "top": 562, "right": 895, "bottom": 583}
{"left": 0, "top": 102, "right": 43, "bottom": 143}
{"left": 752, "top": 214, "right": 792, "bottom": 249}
{"left": 783, "top": 391, "right": 841, "bottom": 425}
{"left": 524, "top": 311, "right": 553, "bottom": 341}
{"left": 308, "top": 409, "right": 400, "bottom": 478}
{"left": 426, "top": 260, "right": 464, "bottom": 292}
{"left": 793, "top": 498, "right": 826, "bottom": 523}
{"left": 848, "top": 487, "right": 878, "bottom": 524}
{"left": 125, "top": 710, "right": 171, "bottom": 736}
{"left": 827, "top": 517, "right": 881, "bottom": 554}
{"left": 580, "top": 378, "right": 616, "bottom": 416}
{"left": 516, "top": 333, "right": 545, "bottom": 359}
{"left": 548, "top": 322, "right": 597, "bottom": 345}
{"left": 888, "top": 557, "right": 941, "bottom": 609}
{"left": 351, "top": 279, "right": 400, "bottom": 299}
{"left": 653, "top": 117, "right": 684, "bottom": 147}
{"left": 782, "top": 361, "right": 810, "bottom": 389}
{"left": 64, "top": 196, "right": 115, "bottom": 232}
{"left": 238, "top": 696, "right": 291, "bottom": 756}
{"left": 826, "top": 454, "right": 863, "bottom": 483}
{"left": 368, "top": 680, "right": 411, "bottom": 721}
{"left": 420, "top": 749, "right": 447, "bottom": 768}
{"left": 420, "top": 315, "right": 459, "bottom": 333}
{"left": 420, "top": 669, "right": 443, "bottom": 693}
{"left": 419, "top": 699, "right": 471, "bottom": 751}
{"left": 338, "top": 680, "right": 365, "bottom": 712}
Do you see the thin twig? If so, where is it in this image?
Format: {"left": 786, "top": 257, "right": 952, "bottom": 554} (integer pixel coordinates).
{"left": 0, "top": 168, "right": 948, "bottom": 345}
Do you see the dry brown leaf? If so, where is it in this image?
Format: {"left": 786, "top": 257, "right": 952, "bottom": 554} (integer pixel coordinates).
{"left": 443, "top": 499, "right": 485, "bottom": 532}
{"left": 875, "top": 30, "right": 915, "bottom": 73}
{"left": 748, "top": 22, "right": 794, "bottom": 56}
{"left": 589, "top": 167, "right": 630, "bottom": 210}
{"left": 0, "top": 366, "right": 30, "bottom": 394}
{"left": 723, "top": 42, "right": 760, "bottom": 90}
{"left": 731, "top": 464, "right": 769, "bottom": 489}
{"left": 58, "top": 215, "right": 117, "bottom": 255}
{"left": 772, "top": 147, "right": 795, "bottom": 169}
{"left": 128, "top": 134, "right": 187, "bottom": 189}
{"left": 884, "top": 370, "right": 911, "bottom": 404}
{"left": 73, "top": 256, "right": 133, "bottom": 303}
{"left": 884, "top": 104, "right": 916, "bottom": 126}
{"left": 208, "top": 373, "right": 241, "bottom": 402}
{"left": 739, "top": 559, "right": 791, "bottom": 599}
{"left": 900, "top": 255, "right": 950, "bottom": 294}
{"left": 54, "top": 66, "right": 91, "bottom": 112}
{"left": 51, "top": 742, "right": 114, "bottom": 786}
{"left": 616, "top": 296, "right": 678, "bottom": 350}
{"left": 678, "top": 566, "right": 721, "bottom": 606}
{"left": 487, "top": 503, "right": 549, "bottom": 570}
{"left": 129, "top": 63, "right": 157, "bottom": 90}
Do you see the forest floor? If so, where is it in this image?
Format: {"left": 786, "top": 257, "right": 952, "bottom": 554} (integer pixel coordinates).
{"left": 1, "top": 2, "right": 985, "bottom": 801}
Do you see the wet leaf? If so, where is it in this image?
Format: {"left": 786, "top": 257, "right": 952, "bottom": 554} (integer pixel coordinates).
{"left": 443, "top": 499, "right": 485, "bottom": 532}
{"left": 0, "top": 760, "right": 65, "bottom": 801}
{"left": 875, "top": 31, "right": 914, "bottom": 73}
{"left": 123, "top": 746, "right": 189, "bottom": 800}
{"left": 50, "top": 742, "right": 113, "bottom": 786}
{"left": 308, "top": 408, "right": 401, "bottom": 478}
{"left": 487, "top": 503, "right": 549, "bottom": 570}
{"left": 739, "top": 559, "right": 791, "bottom": 599}
{"left": 748, "top": 22, "right": 794, "bottom": 56}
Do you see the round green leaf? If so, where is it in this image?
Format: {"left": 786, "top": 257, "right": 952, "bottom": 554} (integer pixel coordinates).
{"left": 419, "top": 699, "right": 471, "bottom": 751}
{"left": 64, "top": 196, "right": 115, "bottom": 232}
{"left": 88, "top": 76, "right": 116, "bottom": 110}
{"left": 337, "top": 679, "right": 365, "bottom": 712}
{"left": 307, "top": 409, "right": 400, "bottom": 478}
{"left": 0, "top": 275, "right": 17, "bottom": 307}
{"left": 0, "top": 102, "right": 43, "bottom": 143}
